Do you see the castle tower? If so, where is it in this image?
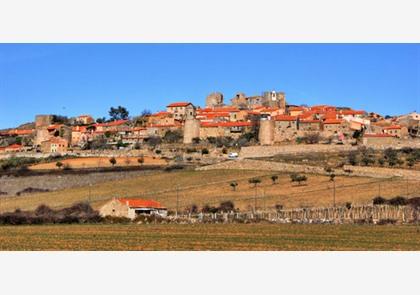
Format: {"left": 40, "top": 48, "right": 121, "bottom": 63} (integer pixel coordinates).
{"left": 183, "top": 119, "right": 200, "bottom": 144}
{"left": 258, "top": 119, "right": 275, "bottom": 145}
{"left": 262, "top": 91, "right": 286, "bottom": 109}
{"left": 34, "top": 115, "right": 53, "bottom": 146}
{"left": 205, "top": 92, "right": 224, "bottom": 108}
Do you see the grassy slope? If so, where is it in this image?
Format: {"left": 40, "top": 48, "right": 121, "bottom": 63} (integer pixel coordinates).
{"left": 1, "top": 169, "right": 419, "bottom": 213}
{"left": 0, "top": 224, "right": 418, "bottom": 250}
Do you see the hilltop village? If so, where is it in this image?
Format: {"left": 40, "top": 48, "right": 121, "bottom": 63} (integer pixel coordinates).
{"left": 1, "top": 90, "right": 419, "bottom": 154}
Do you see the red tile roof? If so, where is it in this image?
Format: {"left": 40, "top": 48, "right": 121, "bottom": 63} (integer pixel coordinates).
{"left": 200, "top": 121, "right": 253, "bottom": 128}
{"left": 274, "top": 115, "right": 297, "bottom": 121}
{"left": 288, "top": 106, "right": 305, "bottom": 111}
{"left": 118, "top": 198, "right": 166, "bottom": 209}
{"left": 167, "top": 102, "right": 191, "bottom": 107}
{"left": 150, "top": 111, "right": 170, "bottom": 117}
{"left": 340, "top": 110, "right": 365, "bottom": 115}
{"left": 7, "top": 129, "right": 34, "bottom": 135}
{"left": 94, "top": 120, "right": 128, "bottom": 127}
{"left": 383, "top": 125, "right": 401, "bottom": 130}
{"left": 323, "top": 119, "right": 343, "bottom": 124}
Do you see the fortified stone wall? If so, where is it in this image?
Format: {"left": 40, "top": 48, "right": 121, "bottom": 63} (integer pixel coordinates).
{"left": 240, "top": 144, "right": 357, "bottom": 158}
{"left": 258, "top": 120, "right": 275, "bottom": 145}
{"left": 183, "top": 119, "right": 200, "bottom": 144}
{"left": 197, "top": 159, "right": 420, "bottom": 180}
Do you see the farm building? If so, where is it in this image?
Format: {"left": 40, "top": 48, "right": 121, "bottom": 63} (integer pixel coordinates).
{"left": 99, "top": 198, "right": 167, "bottom": 219}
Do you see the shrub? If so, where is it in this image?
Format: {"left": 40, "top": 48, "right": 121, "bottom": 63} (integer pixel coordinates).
{"left": 275, "top": 204, "right": 283, "bottom": 212}
{"left": 222, "top": 147, "right": 228, "bottom": 154}
{"left": 388, "top": 196, "right": 407, "bottom": 206}
{"left": 219, "top": 201, "right": 235, "bottom": 212}
{"left": 56, "top": 161, "right": 63, "bottom": 169}
{"left": 230, "top": 181, "right": 238, "bottom": 191}
{"left": 155, "top": 149, "right": 162, "bottom": 154}
{"left": 163, "top": 130, "right": 183, "bottom": 143}
{"left": 248, "top": 177, "right": 262, "bottom": 187}
{"left": 186, "top": 148, "right": 197, "bottom": 153}
{"left": 202, "top": 204, "right": 218, "bottom": 213}
{"left": 201, "top": 148, "right": 209, "bottom": 155}
{"left": 345, "top": 202, "right": 352, "bottom": 209}
{"left": 109, "top": 157, "right": 117, "bottom": 166}
{"left": 373, "top": 196, "right": 387, "bottom": 205}
{"left": 290, "top": 173, "right": 307, "bottom": 185}
{"left": 348, "top": 151, "right": 358, "bottom": 166}
{"left": 271, "top": 175, "right": 279, "bottom": 184}
{"left": 192, "top": 137, "right": 200, "bottom": 144}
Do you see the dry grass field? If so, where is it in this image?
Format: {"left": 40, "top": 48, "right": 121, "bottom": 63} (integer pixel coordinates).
{"left": 1, "top": 169, "right": 419, "bottom": 213}
{"left": 0, "top": 223, "right": 418, "bottom": 250}
{"left": 28, "top": 156, "right": 167, "bottom": 170}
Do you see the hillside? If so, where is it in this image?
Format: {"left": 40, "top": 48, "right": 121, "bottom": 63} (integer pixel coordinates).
{"left": 1, "top": 169, "right": 418, "bottom": 213}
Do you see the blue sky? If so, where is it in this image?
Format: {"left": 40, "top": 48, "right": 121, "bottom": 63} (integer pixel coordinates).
{"left": 0, "top": 44, "right": 419, "bottom": 129}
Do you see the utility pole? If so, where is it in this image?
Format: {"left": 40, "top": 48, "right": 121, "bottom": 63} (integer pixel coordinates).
{"left": 88, "top": 183, "right": 92, "bottom": 203}
{"left": 254, "top": 185, "right": 257, "bottom": 213}
{"left": 176, "top": 185, "right": 179, "bottom": 218}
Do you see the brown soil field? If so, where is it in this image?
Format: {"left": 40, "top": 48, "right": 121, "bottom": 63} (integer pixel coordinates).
{"left": 29, "top": 156, "right": 167, "bottom": 170}
{"left": 1, "top": 169, "right": 419, "bottom": 213}
{"left": 0, "top": 224, "right": 418, "bottom": 250}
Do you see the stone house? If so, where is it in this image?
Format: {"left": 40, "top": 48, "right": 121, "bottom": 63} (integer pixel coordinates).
{"left": 274, "top": 115, "right": 298, "bottom": 130}
{"left": 76, "top": 115, "right": 94, "bottom": 125}
{"left": 322, "top": 119, "right": 348, "bottom": 134}
{"left": 40, "top": 137, "right": 68, "bottom": 153}
{"left": 199, "top": 121, "right": 253, "bottom": 139}
{"left": 99, "top": 198, "right": 167, "bottom": 219}
{"left": 166, "top": 102, "right": 195, "bottom": 121}
{"left": 382, "top": 125, "right": 402, "bottom": 137}
{"left": 298, "top": 119, "right": 321, "bottom": 131}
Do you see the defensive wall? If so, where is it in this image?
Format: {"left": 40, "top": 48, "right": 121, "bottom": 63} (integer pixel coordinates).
{"left": 197, "top": 159, "right": 420, "bottom": 180}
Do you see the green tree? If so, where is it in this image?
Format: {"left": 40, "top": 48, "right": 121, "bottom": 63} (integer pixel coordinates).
{"left": 271, "top": 175, "right": 279, "bottom": 185}
{"left": 137, "top": 156, "right": 145, "bottom": 166}
{"left": 290, "top": 173, "right": 308, "bottom": 185}
{"left": 230, "top": 181, "right": 238, "bottom": 191}
{"left": 248, "top": 177, "right": 261, "bottom": 188}
{"left": 109, "top": 106, "right": 129, "bottom": 121}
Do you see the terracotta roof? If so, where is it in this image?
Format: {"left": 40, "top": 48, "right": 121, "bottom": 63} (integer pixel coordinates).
{"left": 198, "top": 107, "right": 239, "bottom": 113}
{"left": 288, "top": 106, "right": 305, "bottom": 111}
{"left": 118, "top": 198, "right": 166, "bottom": 209}
{"left": 0, "top": 143, "right": 23, "bottom": 151}
{"left": 323, "top": 112, "right": 338, "bottom": 120}
{"left": 200, "top": 121, "right": 253, "bottom": 128}
{"left": 94, "top": 120, "right": 128, "bottom": 127}
{"left": 274, "top": 115, "right": 297, "bottom": 121}
{"left": 167, "top": 102, "right": 191, "bottom": 107}
{"left": 383, "top": 125, "right": 401, "bottom": 130}
{"left": 340, "top": 110, "right": 365, "bottom": 115}
{"left": 148, "top": 124, "right": 179, "bottom": 128}
{"left": 150, "top": 111, "right": 170, "bottom": 117}
{"left": 47, "top": 124, "right": 63, "bottom": 130}
{"left": 323, "top": 119, "right": 343, "bottom": 124}
{"left": 7, "top": 129, "right": 34, "bottom": 135}
{"left": 72, "top": 126, "right": 88, "bottom": 132}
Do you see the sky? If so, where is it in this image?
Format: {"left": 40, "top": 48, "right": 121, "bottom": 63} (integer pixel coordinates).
{"left": 0, "top": 44, "right": 419, "bottom": 129}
